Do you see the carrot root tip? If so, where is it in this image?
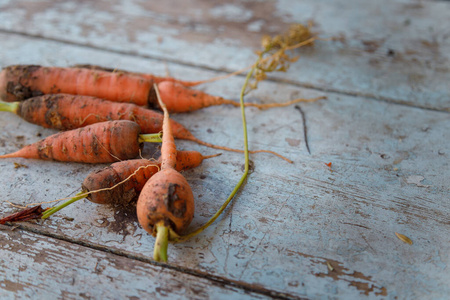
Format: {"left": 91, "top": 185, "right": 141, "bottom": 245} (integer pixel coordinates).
{"left": 202, "top": 153, "right": 222, "bottom": 159}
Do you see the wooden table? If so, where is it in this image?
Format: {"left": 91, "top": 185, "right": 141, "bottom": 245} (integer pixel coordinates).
{"left": 0, "top": 1, "right": 449, "bottom": 299}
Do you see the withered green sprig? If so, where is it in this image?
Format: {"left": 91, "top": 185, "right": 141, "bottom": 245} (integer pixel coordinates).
{"left": 249, "top": 23, "right": 315, "bottom": 91}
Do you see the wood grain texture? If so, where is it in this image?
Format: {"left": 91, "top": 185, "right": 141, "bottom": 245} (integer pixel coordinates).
{"left": 0, "top": 1, "right": 449, "bottom": 299}
{"left": 0, "top": 225, "right": 271, "bottom": 299}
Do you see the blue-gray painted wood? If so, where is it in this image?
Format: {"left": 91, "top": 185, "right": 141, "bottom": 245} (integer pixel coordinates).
{"left": 0, "top": 1, "right": 449, "bottom": 299}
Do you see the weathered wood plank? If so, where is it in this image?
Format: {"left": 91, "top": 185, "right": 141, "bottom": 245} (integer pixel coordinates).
{"left": 0, "top": 0, "right": 449, "bottom": 110}
{"left": 1, "top": 0, "right": 450, "bottom": 298}
{"left": 0, "top": 33, "right": 449, "bottom": 299}
{"left": 0, "top": 225, "right": 273, "bottom": 299}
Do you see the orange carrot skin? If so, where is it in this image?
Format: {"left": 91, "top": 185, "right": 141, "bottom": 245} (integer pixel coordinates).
{"left": 152, "top": 81, "right": 225, "bottom": 113}
{"left": 16, "top": 94, "right": 195, "bottom": 140}
{"left": 136, "top": 168, "right": 195, "bottom": 235}
{"left": 0, "top": 65, "right": 152, "bottom": 105}
{"left": 83, "top": 151, "right": 205, "bottom": 205}
{"left": 83, "top": 159, "right": 159, "bottom": 205}
{"left": 0, "top": 120, "right": 142, "bottom": 163}
{"left": 172, "top": 150, "right": 206, "bottom": 172}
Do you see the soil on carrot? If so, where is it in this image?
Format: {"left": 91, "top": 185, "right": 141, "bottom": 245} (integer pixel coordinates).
{"left": 6, "top": 83, "right": 37, "bottom": 101}
{"left": 167, "top": 183, "right": 187, "bottom": 219}
{"left": 4, "top": 65, "right": 44, "bottom": 101}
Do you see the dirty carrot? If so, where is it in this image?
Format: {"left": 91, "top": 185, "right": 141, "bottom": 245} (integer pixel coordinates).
{"left": 0, "top": 120, "right": 161, "bottom": 163}
{"left": 0, "top": 65, "right": 324, "bottom": 113}
{"left": 136, "top": 84, "right": 195, "bottom": 262}
{"left": 0, "top": 65, "right": 152, "bottom": 105}
{"left": 0, "top": 94, "right": 199, "bottom": 141}
{"left": 84, "top": 151, "right": 215, "bottom": 205}
{"left": 38, "top": 151, "right": 220, "bottom": 219}
{"left": 0, "top": 95, "right": 293, "bottom": 163}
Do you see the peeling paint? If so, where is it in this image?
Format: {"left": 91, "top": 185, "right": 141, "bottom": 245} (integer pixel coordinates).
{"left": 405, "top": 175, "right": 431, "bottom": 187}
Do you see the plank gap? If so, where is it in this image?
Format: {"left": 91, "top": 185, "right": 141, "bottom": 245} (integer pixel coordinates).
{"left": 1, "top": 223, "right": 305, "bottom": 300}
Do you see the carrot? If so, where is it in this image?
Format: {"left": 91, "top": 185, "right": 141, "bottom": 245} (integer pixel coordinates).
{"left": 0, "top": 65, "right": 325, "bottom": 113}
{"left": 0, "top": 94, "right": 198, "bottom": 141}
{"left": 0, "top": 65, "right": 152, "bottom": 105}
{"left": 150, "top": 81, "right": 325, "bottom": 113}
{"left": 83, "top": 151, "right": 217, "bottom": 205}
{"left": 136, "top": 84, "right": 195, "bottom": 262}
{"left": 0, "top": 94, "right": 294, "bottom": 163}
{"left": 38, "top": 150, "right": 220, "bottom": 220}
{"left": 0, "top": 120, "right": 161, "bottom": 163}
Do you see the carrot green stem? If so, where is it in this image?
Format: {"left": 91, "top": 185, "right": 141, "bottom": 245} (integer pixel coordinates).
{"left": 138, "top": 133, "right": 162, "bottom": 143}
{"left": 41, "top": 191, "right": 85, "bottom": 219}
{"left": 173, "top": 58, "right": 256, "bottom": 243}
{"left": 154, "top": 221, "right": 169, "bottom": 262}
{"left": 0, "top": 101, "right": 19, "bottom": 114}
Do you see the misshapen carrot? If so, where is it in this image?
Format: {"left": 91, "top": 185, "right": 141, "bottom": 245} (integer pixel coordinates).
{"left": 136, "top": 84, "right": 195, "bottom": 262}
{"left": 41, "top": 150, "right": 219, "bottom": 220}
{"left": 0, "top": 120, "right": 160, "bottom": 163}
{"left": 83, "top": 151, "right": 218, "bottom": 205}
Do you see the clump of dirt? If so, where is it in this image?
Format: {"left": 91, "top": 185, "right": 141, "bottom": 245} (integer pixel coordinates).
{"left": 107, "top": 201, "right": 139, "bottom": 236}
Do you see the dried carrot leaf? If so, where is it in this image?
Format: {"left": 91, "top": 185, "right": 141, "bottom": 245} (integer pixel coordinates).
{"left": 0, "top": 205, "right": 44, "bottom": 224}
